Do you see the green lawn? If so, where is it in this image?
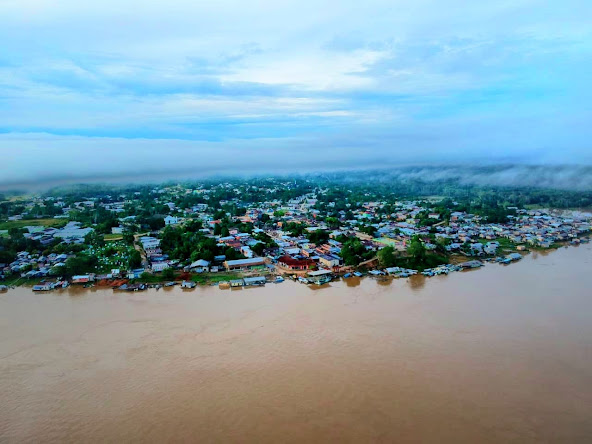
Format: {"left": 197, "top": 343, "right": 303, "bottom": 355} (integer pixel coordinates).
{"left": 0, "top": 218, "right": 68, "bottom": 230}
{"left": 104, "top": 234, "right": 124, "bottom": 241}
{"left": 0, "top": 276, "right": 45, "bottom": 286}
{"left": 191, "top": 272, "right": 242, "bottom": 284}
{"left": 477, "top": 237, "right": 517, "bottom": 250}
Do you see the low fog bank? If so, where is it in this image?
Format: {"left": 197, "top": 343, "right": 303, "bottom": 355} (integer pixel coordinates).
{"left": 1, "top": 132, "right": 591, "bottom": 191}
{"left": 382, "top": 165, "right": 592, "bottom": 191}
{"left": 4, "top": 130, "right": 592, "bottom": 192}
{"left": 2, "top": 164, "right": 592, "bottom": 195}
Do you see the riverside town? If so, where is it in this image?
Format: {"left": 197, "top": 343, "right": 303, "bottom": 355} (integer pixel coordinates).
{"left": 1, "top": 172, "right": 591, "bottom": 293}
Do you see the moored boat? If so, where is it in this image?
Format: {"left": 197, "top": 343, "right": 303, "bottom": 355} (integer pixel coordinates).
{"left": 33, "top": 283, "right": 52, "bottom": 292}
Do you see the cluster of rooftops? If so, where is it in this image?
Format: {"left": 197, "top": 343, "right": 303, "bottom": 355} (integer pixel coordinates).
{"left": 2, "top": 183, "right": 591, "bottom": 285}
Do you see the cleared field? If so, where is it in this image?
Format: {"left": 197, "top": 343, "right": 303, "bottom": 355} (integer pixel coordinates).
{"left": 104, "top": 234, "right": 124, "bottom": 241}
{"left": 0, "top": 218, "right": 68, "bottom": 230}
{"left": 191, "top": 272, "right": 242, "bottom": 284}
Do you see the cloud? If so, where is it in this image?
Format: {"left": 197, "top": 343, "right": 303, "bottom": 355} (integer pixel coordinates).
{"left": 0, "top": 0, "right": 591, "bottom": 185}
{"left": 386, "top": 165, "right": 592, "bottom": 191}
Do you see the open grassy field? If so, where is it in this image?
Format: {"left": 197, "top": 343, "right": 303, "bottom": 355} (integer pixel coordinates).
{"left": 0, "top": 218, "right": 68, "bottom": 231}
{"left": 191, "top": 272, "right": 242, "bottom": 284}
{"left": 477, "top": 237, "right": 517, "bottom": 250}
{"left": 104, "top": 234, "right": 124, "bottom": 241}
{"left": 0, "top": 276, "right": 45, "bottom": 286}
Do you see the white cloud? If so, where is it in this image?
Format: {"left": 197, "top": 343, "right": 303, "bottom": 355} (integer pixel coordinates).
{"left": 0, "top": 0, "right": 591, "bottom": 184}
{"left": 221, "top": 49, "right": 387, "bottom": 91}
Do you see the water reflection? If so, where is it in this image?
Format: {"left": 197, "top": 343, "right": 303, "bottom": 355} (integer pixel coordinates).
{"left": 408, "top": 274, "right": 426, "bottom": 291}
{"left": 308, "top": 283, "right": 331, "bottom": 291}
{"left": 344, "top": 276, "right": 361, "bottom": 287}
{"left": 376, "top": 277, "right": 393, "bottom": 287}
{"left": 531, "top": 249, "right": 552, "bottom": 260}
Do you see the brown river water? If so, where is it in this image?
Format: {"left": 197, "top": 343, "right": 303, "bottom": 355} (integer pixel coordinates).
{"left": 1, "top": 244, "right": 592, "bottom": 443}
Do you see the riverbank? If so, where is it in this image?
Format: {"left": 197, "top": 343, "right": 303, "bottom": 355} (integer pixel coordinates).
{"left": 2, "top": 237, "right": 589, "bottom": 293}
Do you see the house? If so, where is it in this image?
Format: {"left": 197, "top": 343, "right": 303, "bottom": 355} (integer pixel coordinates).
{"left": 189, "top": 259, "right": 210, "bottom": 272}
{"left": 127, "top": 269, "right": 144, "bottom": 279}
{"left": 240, "top": 246, "right": 254, "bottom": 258}
{"left": 53, "top": 222, "right": 94, "bottom": 242}
{"left": 140, "top": 237, "right": 160, "bottom": 249}
{"left": 224, "top": 257, "right": 266, "bottom": 271}
{"left": 484, "top": 242, "right": 499, "bottom": 255}
{"left": 277, "top": 255, "right": 316, "bottom": 270}
{"left": 208, "top": 220, "right": 222, "bottom": 228}
{"left": 71, "top": 274, "right": 96, "bottom": 284}
{"left": 470, "top": 243, "right": 484, "bottom": 255}
{"left": 151, "top": 262, "right": 170, "bottom": 272}
{"left": 164, "top": 215, "right": 179, "bottom": 226}
{"left": 318, "top": 254, "right": 340, "bottom": 268}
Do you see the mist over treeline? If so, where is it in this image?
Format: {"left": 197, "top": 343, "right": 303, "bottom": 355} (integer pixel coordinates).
{"left": 0, "top": 165, "right": 580, "bottom": 211}
{"left": 381, "top": 165, "right": 592, "bottom": 191}
{"left": 2, "top": 165, "right": 591, "bottom": 206}
{"left": 315, "top": 166, "right": 592, "bottom": 209}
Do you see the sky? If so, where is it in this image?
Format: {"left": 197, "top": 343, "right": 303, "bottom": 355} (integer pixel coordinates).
{"left": 1, "top": 0, "right": 591, "bottom": 187}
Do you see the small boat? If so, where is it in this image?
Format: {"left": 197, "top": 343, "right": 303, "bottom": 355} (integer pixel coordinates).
{"left": 298, "top": 276, "right": 309, "bottom": 284}
{"left": 33, "top": 284, "right": 52, "bottom": 292}
{"left": 164, "top": 281, "right": 177, "bottom": 287}
{"left": 0, "top": 285, "right": 8, "bottom": 292}
{"left": 353, "top": 271, "right": 363, "bottom": 277}
{"left": 369, "top": 270, "right": 385, "bottom": 276}
{"left": 274, "top": 276, "right": 284, "bottom": 283}
{"left": 310, "top": 275, "right": 332, "bottom": 285}
{"left": 181, "top": 280, "right": 196, "bottom": 289}
{"left": 343, "top": 273, "right": 351, "bottom": 278}
{"left": 125, "top": 283, "right": 146, "bottom": 291}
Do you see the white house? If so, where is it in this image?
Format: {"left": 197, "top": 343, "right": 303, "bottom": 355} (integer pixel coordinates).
{"left": 164, "top": 215, "right": 179, "bottom": 226}
{"left": 319, "top": 254, "right": 340, "bottom": 268}
{"left": 151, "top": 262, "right": 170, "bottom": 272}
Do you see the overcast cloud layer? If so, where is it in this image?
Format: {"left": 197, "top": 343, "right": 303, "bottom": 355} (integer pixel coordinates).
{"left": 1, "top": 0, "right": 591, "bottom": 187}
